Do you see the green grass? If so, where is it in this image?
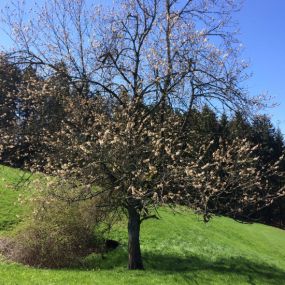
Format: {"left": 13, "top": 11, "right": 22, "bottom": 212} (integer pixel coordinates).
{"left": 0, "top": 165, "right": 285, "bottom": 285}
{"left": 0, "top": 165, "right": 32, "bottom": 232}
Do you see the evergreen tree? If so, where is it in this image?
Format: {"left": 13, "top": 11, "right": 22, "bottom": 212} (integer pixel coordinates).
{"left": 0, "top": 55, "right": 22, "bottom": 128}
{"left": 274, "top": 128, "right": 285, "bottom": 158}
{"left": 0, "top": 55, "right": 22, "bottom": 164}
{"left": 199, "top": 105, "right": 219, "bottom": 139}
{"left": 251, "top": 115, "right": 279, "bottom": 163}
{"left": 219, "top": 112, "right": 230, "bottom": 139}
{"left": 229, "top": 111, "right": 251, "bottom": 139}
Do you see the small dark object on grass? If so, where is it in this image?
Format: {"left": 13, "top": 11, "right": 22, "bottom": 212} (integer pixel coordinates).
{"left": 105, "top": 239, "right": 119, "bottom": 251}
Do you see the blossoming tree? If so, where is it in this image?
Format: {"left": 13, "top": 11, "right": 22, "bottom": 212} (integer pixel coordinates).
{"left": 1, "top": 0, "right": 284, "bottom": 269}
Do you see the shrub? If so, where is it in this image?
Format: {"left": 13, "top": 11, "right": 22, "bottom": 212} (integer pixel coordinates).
{"left": 2, "top": 179, "right": 113, "bottom": 268}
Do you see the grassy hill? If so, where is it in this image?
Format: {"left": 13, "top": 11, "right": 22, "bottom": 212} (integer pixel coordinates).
{"left": 0, "top": 165, "right": 285, "bottom": 285}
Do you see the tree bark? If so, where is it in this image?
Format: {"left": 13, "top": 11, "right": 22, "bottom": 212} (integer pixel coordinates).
{"left": 127, "top": 206, "right": 144, "bottom": 270}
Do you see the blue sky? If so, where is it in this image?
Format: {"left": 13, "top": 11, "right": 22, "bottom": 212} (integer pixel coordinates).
{"left": 0, "top": 0, "right": 284, "bottom": 134}
{"left": 236, "top": 0, "right": 285, "bottom": 134}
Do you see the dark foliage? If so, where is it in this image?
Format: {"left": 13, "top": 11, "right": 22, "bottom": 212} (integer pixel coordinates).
{"left": 0, "top": 55, "right": 284, "bottom": 229}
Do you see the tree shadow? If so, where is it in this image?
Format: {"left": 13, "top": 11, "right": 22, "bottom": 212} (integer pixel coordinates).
{"left": 88, "top": 248, "right": 285, "bottom": 284}
{"left": 143, "top": 252, "right": 285, "bottom": 284}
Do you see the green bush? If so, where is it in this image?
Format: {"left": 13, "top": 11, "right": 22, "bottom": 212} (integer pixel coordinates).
{"left": 2, "top": 180, "right": 111, "bottom": 268}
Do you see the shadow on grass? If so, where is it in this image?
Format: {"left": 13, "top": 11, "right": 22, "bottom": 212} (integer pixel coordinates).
{"left": 144, "top": 253, "right": 285, "bottom": 284}
{"left": 84, "top": 248, "right": 285, "bottom": 284}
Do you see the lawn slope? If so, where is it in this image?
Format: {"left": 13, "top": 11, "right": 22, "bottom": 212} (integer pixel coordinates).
{"left": 0, "top": 165, "right": 285, "bottom": 285}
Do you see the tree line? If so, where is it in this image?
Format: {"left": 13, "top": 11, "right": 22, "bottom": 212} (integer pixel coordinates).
{"left": 186, "top": 106, "right": 285, "bottom": 227}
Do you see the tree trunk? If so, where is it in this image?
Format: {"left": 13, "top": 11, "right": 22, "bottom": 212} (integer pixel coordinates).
{"left": 127, "top": 206, "right": 144, "bottom": 270}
